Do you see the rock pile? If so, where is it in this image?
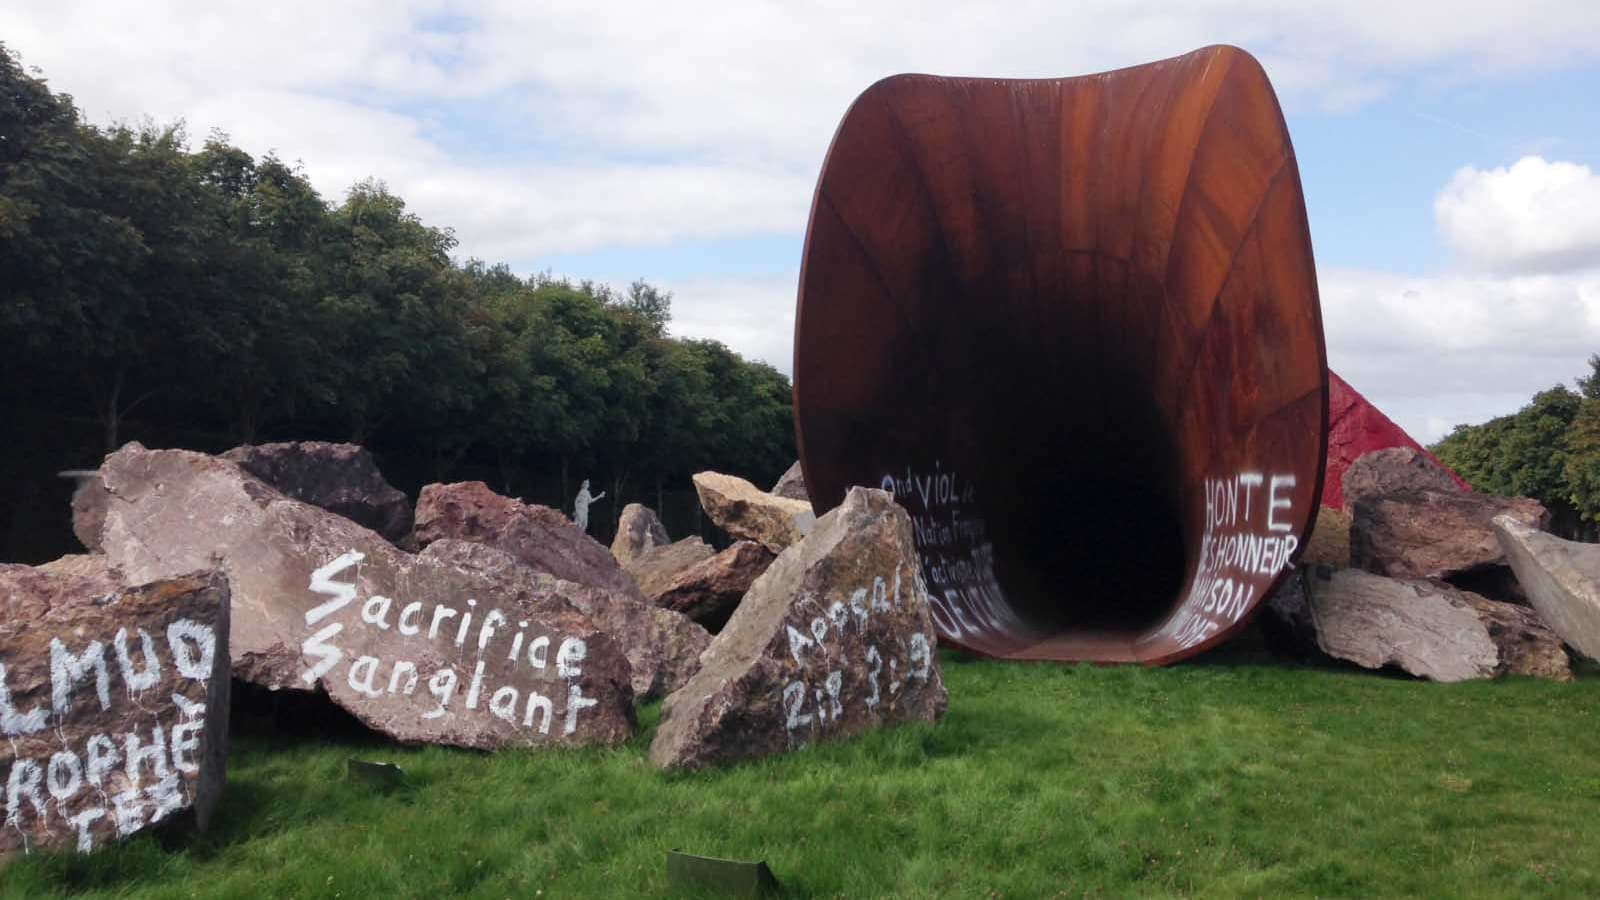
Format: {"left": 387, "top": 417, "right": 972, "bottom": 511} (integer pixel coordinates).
{"left": 1262, "top": 446, "right": 1584, "bottom": 682}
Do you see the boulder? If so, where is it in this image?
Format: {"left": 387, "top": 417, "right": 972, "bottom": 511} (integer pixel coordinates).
{"left": 1350, "top": 489, "right": 1548, "bottom": 590}
{"left": 652, "top": 541, "right": 776, "bottom": 631}
{"left": 67, "top": 471, "right": 112, "bottom": 553}
{"left": 624, "top": 537, "right": 716, "bottom": 598}
{"left": 411, "top": 481, "right": 707, "bottom": 698}
{"left": 770, "top": 462, "right": 809, "bottom": 502}
{"left": 88, "top": 444, "right": 636, "bottom": 749}
{"left": 1263, "top": 567, "right": 1569, "bottom": 682}
{"left": 222, "top": 441, "right": 413, "bottom": 544}
{"left": 650, "top": 487, "right": 947, "bottom": 771}
{"left": 0, "top": 566, "right": 231, "bottom": 859}
{"left": 1322, "top": 371, "right": 1470, "bottom": 508}
{"left": 520, "top": 572, "right": 711, "bottom": 702}
{"left": 413, "top": 481, "right": 643, "bottom": 600}
{"left": 611, "top": 503, "right": 671, "bottom": 566}
{"left": 1494, "top": 515, "right": 1600, "bottom": 659}
{"left": 1341, "top": 446, "right": 1465, "bottom": 506}
{"left": 692, "top": 471, "right": 815, "bottom": 553}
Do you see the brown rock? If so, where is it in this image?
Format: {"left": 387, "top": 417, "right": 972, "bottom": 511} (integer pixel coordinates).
{"left": 770, "top": 461, "right": 809, "bottom": 502}
{"left": 0, "top": 566, "right": 231, "bottom": 859}
{"left": 222, "top": 441, "right": 413, "bottom": 544}
{"left": 624, "top": 537, "right": 716, "bottom": 598}
{"left": 1455, "top": 589, "right": 1572, "bottom": 682}
{"left": 67, "top": 470, "right": 112, "bottom": 553}
{"left": 91, "top": 444, "right": 636, "bottom": 749}
{"left": 1300, "top": 506, "right": 1352, "bottom": 568}
{"left": 526, "top": 573, "right": 711, "bottom": 702}
{"left": 1263, "top": 567, "right": 1569, "bottom": 682}
{"left": 1494, "top": 515, "right": 1600, "bottom": 659}
{"left": 692, "top": 471, "right": 815, "bottom": 553}
{"left": 650, "top": 487, "right": 947, "bottom": 771}
{"left": 653, "top": 541, "right": 776, "bottom": 631}
{"left": 611, "top": 503, "right": 671, "bottom": 566}
{"left": 412, "top": 481, "right": 706, "bottom": 698}
{"left": 1350, "top": 489, "right": 1548, "bottom": 591}
{"left": 413, "top": 481, "right": 643, "bottom": 600}
{"left": 1341, "top": 447, "right": 1464, "bottom": 506}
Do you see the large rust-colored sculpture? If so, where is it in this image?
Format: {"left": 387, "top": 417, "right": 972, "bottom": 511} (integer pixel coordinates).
{"left": 793, "top": 45, "right": 1328, "bottom": 664}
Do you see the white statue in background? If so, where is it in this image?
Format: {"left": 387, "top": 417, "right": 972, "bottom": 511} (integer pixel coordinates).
{"left": 573, "top": 479, "right": 607, "bottom": 533}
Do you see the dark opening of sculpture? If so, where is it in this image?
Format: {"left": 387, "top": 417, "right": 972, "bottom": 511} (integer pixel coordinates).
{"left": 793, "top": 45, "right": 1330, "bottom": 664}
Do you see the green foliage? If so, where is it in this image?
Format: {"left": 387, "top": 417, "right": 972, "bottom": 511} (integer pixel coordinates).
{"left": 6, "top": 656, "right": 1600, "bottom": 898}
{"left": 0, "top": 43, "right": 793, "bottom": 501}
{"left": 1431, "top": 357, "right": 1600, "bottom": 529}
{"left": 1433, "top": 386, "right": 1580, "bottom": 501}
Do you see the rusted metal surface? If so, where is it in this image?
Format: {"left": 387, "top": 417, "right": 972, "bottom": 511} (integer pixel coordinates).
{"left": 793, "top": 45, "right": 1329, "bottom": 664}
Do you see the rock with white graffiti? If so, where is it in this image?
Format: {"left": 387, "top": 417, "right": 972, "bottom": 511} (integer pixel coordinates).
{"left": 649, "top": 487, "right": 947, "bottom": 771}
{"left": 0, "top": 565, "right": 231, "bottom": 860}
{"left": 411, "top": 484, "right": 708, "bottom": 700}
{"left": 87, "top": 443, "right": 635, "bottom": 750}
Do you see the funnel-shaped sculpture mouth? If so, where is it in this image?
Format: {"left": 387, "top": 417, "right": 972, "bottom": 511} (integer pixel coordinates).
{"left": 793, "top": 45, "right": 1328, "bottom": 664}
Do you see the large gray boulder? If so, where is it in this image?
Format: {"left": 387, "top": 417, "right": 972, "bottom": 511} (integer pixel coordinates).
{"left": 222, "top": 441, "right": 413, "bottom": 544}
{"left": 650, "top": 487, "right": 947, "bottom": 771}
{"left": 1264, "top": 567, "right": 1570, "bottom": 682}
{"left": 770, "top": 462, "right": 809, "bottom": 502}
{"left": 692, "top": 471, "right": 815, "bottom": 553}
{"left": 411, "top": 481, "right": 709, "bottom": 699}
{"left": 1494, "top": 515, "right": 1600, "bottom": 659}
{"left": 610, "top": 503, "right": 671, "bottom": 566}
{"left": 0, "top": 566, "right": 231, "bottom": 859}
{"left": 86, "top": 444, "right": 637, "bottom": 749}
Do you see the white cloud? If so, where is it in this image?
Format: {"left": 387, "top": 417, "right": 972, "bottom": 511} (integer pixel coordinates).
{"left": 1319, "top": 265, "right": 1600, "bottom": 441}
{"left": 1436, "top": 156, "right": 1600, "bottom": 275}
{"left": 7, "top": 1, "right": 1600, "bottom": 264}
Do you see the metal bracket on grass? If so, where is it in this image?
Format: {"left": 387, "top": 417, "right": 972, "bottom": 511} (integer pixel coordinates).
{"left": 347, "top": 759, "right": 405, "bottom": 789}
{"left": 666, "top": 849, "right": 779, "bottom": 896}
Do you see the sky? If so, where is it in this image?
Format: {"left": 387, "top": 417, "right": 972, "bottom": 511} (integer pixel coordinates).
{"left": 5, "top": 1, "right": 1600, "bottom": 443}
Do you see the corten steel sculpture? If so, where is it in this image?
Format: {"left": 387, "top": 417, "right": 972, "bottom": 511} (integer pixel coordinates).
{"left": 793, "top": 45, "right": 1329, "bottom": 664}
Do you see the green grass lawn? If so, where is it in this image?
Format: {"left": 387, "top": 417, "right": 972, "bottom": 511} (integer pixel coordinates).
{"left": 8, "top": 651, "right": 1600, "bottom": 899}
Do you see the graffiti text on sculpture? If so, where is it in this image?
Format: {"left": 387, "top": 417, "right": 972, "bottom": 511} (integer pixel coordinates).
{"left": 1164, "top": 472, "right": 1299, "bottom": 650}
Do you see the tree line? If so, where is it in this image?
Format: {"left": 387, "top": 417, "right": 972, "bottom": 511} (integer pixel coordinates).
{"left": 0, "top": 44, "right": 795, "bottom": 548}
{"left": 1430, "top": 357, "right": 1600, "bottom": 539}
